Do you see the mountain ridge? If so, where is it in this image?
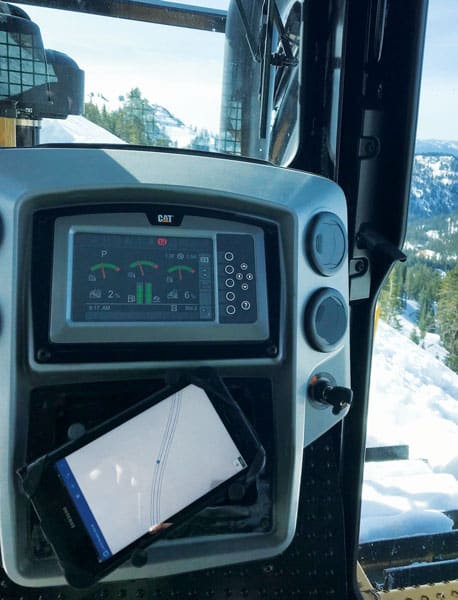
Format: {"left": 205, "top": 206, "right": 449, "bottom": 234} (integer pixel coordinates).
{"left": 415, "top": 139, "right": 458, "bottom": 159}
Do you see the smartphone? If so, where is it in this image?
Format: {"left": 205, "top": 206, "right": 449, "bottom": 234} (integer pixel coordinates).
{"left": 18, "top": 379, "right": 264, "bottom": 588}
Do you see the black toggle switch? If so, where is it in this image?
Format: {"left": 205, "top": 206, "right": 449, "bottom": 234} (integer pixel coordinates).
{"left": 309, "top": 375, "right": 353, "bottom": 415}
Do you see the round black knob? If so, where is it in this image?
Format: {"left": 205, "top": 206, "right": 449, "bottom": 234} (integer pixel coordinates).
{"left": 307, "top": 212, "right": 347, "bottom": 276}
{"left": 305, "top": 288, "right": 348, "bottom": 352}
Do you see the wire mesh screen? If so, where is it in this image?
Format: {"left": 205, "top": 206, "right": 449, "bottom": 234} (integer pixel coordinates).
{"left": 0, "top": 15, "right": 54, "bottom": 102}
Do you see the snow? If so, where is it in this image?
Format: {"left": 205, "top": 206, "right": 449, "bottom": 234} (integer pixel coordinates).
{"left": 430, "top": 160, "right": 442, "bottom": 175}
{"left": 366, "top": 320, "right": 458, "bottom": 467}
{"left": 394, "top": 300, "right": 449, "bottom": 364}
{"left": 40, "top": 115, "right": 125, "bottom": 145}
{"left": 361, "top": 320, "right": 458, "bottom": 542}
{"left": 164, "top": 124, "right": 194, "bottom": 148}
{"left": 360, "top": 507, "right": 453, "bottom": 543}
{"left": 417, "top": 248, "right": 441, "bottom": 260}
{"left": 361, "top": 460, "right": 457, "bottom": 543}
{"left": 446, "top": 217, "right": 458, "bottom": 234}
{"left": 39, "top": 112, "right": 212, "bottom": 150}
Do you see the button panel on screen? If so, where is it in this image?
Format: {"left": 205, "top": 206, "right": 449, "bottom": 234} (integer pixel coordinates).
{"left": 217, "top": 234, "right": 257, "bottom": 323}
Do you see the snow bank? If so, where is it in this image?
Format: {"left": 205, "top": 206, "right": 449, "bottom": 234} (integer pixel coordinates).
{"left": 366, "top": 320, "right": 458, "bottom": 469}
{"left": 361, "top": 321, "right": 458, "bottom": 542}
{"left": 361, "top": 459, "right": 457, "bottom": 542}
{"left": 40, "top": 115, "right": 125, "bottom": 144}
{"left": 360, "top": 508, "right": 453, "bottom": 543}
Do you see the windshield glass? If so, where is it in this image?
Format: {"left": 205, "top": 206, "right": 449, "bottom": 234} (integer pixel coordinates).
{"left": 2, "top": 0, "right": 301, "bottom": 164}
{"left": 359, "top": 0, "right": 458, "bottom": 588}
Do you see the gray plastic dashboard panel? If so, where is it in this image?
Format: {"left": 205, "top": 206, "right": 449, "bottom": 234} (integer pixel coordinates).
{"left": 0, "top": 148, "right": 350, "bottom": 587}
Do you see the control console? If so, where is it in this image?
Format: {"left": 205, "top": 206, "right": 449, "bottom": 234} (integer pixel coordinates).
{"left": 0, "top": 148, "right": 351, "bottom": 587}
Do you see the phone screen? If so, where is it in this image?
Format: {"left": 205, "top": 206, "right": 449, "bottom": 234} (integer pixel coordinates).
{"left": 55, "top": 385, "right": 247, "bottom": 562}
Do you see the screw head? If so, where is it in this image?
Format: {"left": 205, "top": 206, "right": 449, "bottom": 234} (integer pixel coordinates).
{"left": 266, "top": 344, "right": 278, "bottom": 357}
{"left": 36, "top": 348, "right": 51, "bottom": 362}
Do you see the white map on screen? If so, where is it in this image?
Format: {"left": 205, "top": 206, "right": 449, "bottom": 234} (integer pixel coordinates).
{"left": 64, "top": 385, "right": 246, "bottom": 555}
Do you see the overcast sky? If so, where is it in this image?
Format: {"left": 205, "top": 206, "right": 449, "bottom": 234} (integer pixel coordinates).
{"left": 13, "top": 0, "right": 458, "bottom": 140}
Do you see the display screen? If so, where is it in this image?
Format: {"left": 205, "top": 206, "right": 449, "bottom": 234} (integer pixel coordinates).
{"left": 70, "top": 232, "right": 214, "bottom": 322}
{"left": 56, "top": 385, "right": 246, "bottom": 562}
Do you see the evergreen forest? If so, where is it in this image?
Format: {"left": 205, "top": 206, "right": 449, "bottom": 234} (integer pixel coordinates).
{"left": 379, "top": 210, "right": 458, "bottom": 373}
{"left": 84, "top": 88, "right": 211, "bottom": 151}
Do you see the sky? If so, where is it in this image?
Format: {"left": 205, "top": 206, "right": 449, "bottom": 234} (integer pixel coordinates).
{"left": 416, "top": 0, "right": 458, "bottom": 140}
{"left": 9, "top": 0, "right": 458, "bottom": 140}
{"left": 16, "top": 1, "right": 230, "bottom": 132}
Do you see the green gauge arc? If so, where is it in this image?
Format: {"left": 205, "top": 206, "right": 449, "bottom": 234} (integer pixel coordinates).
{"left": 89, "top": 262, "right": 121, "bottom": 281}
{"left": 90, "top": 262, "right": 121, "bottom": 272}
{"left": 167, "top": 265, "right": 196, "bottom": 281}
{"left": 129, "top": 260, "right": 159, "bottom": 269}
{"left": 167, "top": 265, "right": 196, "bottom": 274}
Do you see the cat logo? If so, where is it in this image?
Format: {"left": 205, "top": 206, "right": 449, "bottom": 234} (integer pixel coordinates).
{"left": 157, "top": 214, "right": 174, "bottom": 224}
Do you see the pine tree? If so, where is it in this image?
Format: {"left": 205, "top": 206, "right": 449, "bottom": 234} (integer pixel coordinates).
{"left": 379, "top": 263, "right": 405, "bottom": 327}
{"left": 437, "top": 265, "right": 458, "bottom": 373}
{"left": 405, "top": 263, "right": 440, "bottom": 303}
{"left": 418, "top": 288, "right": 436, "bottom": 338}
{"left": 410, "top": 328, "right": 420, "bottom": 345}
{"left": 84, "top": 101, "right": 102, "bottom": 126}
{"left": 189, "top": 129, "right": 211, "bottom": 151}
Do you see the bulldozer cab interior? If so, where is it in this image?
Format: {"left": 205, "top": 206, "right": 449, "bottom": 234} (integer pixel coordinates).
{"left": 1, "top": 0, "right": 455, "bottom": 598}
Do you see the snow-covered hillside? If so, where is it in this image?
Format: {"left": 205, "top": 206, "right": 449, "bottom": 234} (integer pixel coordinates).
{"left": 410, "top": 154, "right": 458, "bottom": 217}
{"left": 40, "top": 109, "right": 214, "bottom": 150}
{"left": 361, "top": 320, "right": 458, "bottom": 542}
{"left": 148, "top": 104, "right": 196, "bottom": 148}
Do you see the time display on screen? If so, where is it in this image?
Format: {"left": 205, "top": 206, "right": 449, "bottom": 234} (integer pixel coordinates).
{"left": 71, "top": 232, "right": 214, "bottom": 322}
